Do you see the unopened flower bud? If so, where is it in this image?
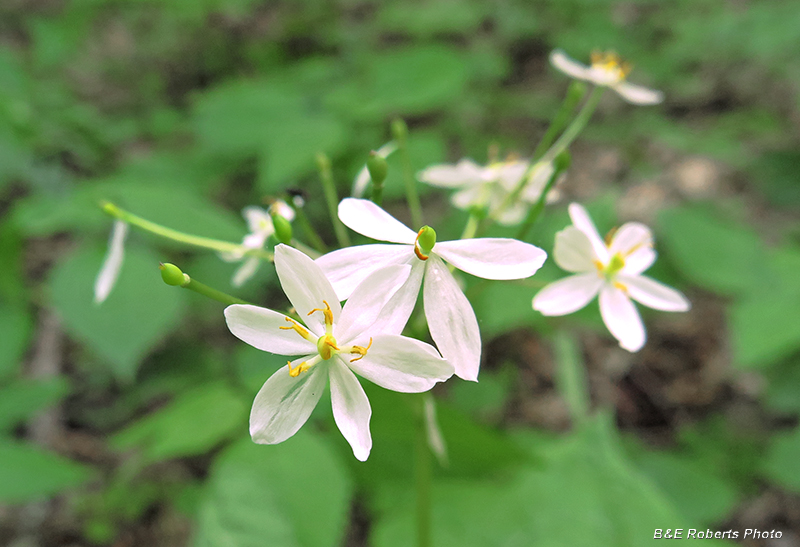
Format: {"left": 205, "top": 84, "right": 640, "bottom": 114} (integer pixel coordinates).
{"left": 416, "top": 226, "right": 437, "bottom": 256}
{"left": 271, "top": 212, "right": 293, "bottom": 245}
{"left": 160, "top": 262, "right": 188, "bottom": 286}
{"left": 366, "top": 151, "right": 389, "bottom": 186}
{"left": 391, "top": 118, "right": 408, "bottom": 144}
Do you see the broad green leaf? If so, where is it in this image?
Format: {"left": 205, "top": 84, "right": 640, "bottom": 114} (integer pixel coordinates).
{"left": 377, "top": 0, "right": 487, "bottom": 37}
{"left": 0, "top": 439, "right": 91, "bottom": 503}
{"left": 112, "top": 383, "right": 247, "bottom": 463}
{"left": 658, "top": 205, "right": 764, "bottom": 295}
{"left": 762, "top": 427, "right": 800, "bottom": 494}
{"left": 0, "top": 377, "right": 70, "bottom": 432}
{"left": 194, "top": 433, "right": 352, "bottom": 547}
{"left": 0, "top": 301, "right": 32, "bottom": 379}
{"left": 764, "top": 357, "right": 800, "bottom": 414}
{"left": 749, "top": 151, "right": 800, "bottom": 208}
{"left": 49, "top": 245, "right": 186, "bottom": 382}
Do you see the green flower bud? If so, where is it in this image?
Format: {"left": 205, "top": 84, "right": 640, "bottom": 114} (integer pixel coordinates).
{"left": 415, "top": 225, "right": 437, "bottom": 258}
{"left": 366, "top": 151, "right": 389, "bottom": 186}
{"left": 391, "top": 118, "right": 408, "bottom": 144}
{"left": 271, "top": 212, "right": 293, "bottom": 245}
{"left": 554, "top": 150, "right": 572, "bottom": 173}
{"left": 160, "top": 263, "right": 188, "bottom": 286}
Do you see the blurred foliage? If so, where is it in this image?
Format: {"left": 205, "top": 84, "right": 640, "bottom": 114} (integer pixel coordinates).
{"left": 1, "top": 0, "right": 799, "bottom": 544}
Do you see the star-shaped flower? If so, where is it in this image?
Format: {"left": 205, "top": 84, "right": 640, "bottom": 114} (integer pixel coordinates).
{"left": 532, "top": 203, "right": 690, "bottom": 352}
{"left": 550, "top": 49, "right": 664, "bottom": 105}
{"left": 418, "top": 158, "right": 558, "bottom": 226}
{"left": 316, "top": 198, "right": 547, "bottom": 381}
{"left": 225, "top": 244, "right": 453, "bottom": 461}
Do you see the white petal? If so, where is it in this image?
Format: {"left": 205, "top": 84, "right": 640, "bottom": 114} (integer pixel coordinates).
{"left": 352, "top": 142, "right": 398, "bottom": 198}
{"left": 568, "top": 203, "right": 609, "bottom": 263}
{"left": 418, "top": 159, "right": 483, "bottom": 188}
{"left": 490, "top": 161, "right": 528, "bottom": 191}
{"left": 550, "top": 49, "right": 592, "bottom": 81}
{"left": 495, "top": 202, "right": 528, "bottom": 226}
{"left": 618, "top": 274, "right": 691, "bottom": 312}
{"left": 270, "top": 199, "right": 296, "bottom": 222}
{"left": 423, "top": 394, "right": 448, "bottom": 466}
{"left": 609, "top": 222, "right": 653, "bottom": 256}
{"left": 336, "top": 265, "right": 412, "bottom": 343}
{"left": 316, "top": 244, "right": 411, "bottom": 301}
{"left": 274, "top": 244, "right": 342, "bottom": 334}
{"left": 329, "top": 359, "right": 372, "bottom": 461}
{"left": 613, "top": 81, "right": 664, "bottom": 105}
{"left": 231, "top": 256, "right": 261, "bottom": 287}
{"left": 623, "top": 246, "right": 656, "bottom": 275}
{"left": 423, "top": 256, "right": 481, "bottom": 381}
{"left": 450, "top": 185, "right": 484, "bottom": 211}
{"left": 224, "top": 304, "right": 318, "bottom": 355}
{"left": 364, "top": 258, "right": 426, "bottom": 336}
{"left": 243, "top": 206, "right": 272, "bottom": 234}
{"left": 338, "top": 198, "right": 418, "bottom": 244}
{"left": 94, "top": 220, "right": 128, "bottom": 304}
{"left": 553, "top": 226, "right": 598, "bottom": 273}
{"left": 434, "top": 238, "right": 547, "bottom": 280}
{"left": 346, "top": 334, "right": 453, "bottom": 392}
{"left": 599, "top": 284, "right": 646, "bottom": 352}
{"left": 521, "top": 161, "right": 555, "bottom": 202}
{"left": 532, "top": 273, "right": 603, "bottom": 316}
{"left": 250, "top": 363, "right": 327, "bottom": 444}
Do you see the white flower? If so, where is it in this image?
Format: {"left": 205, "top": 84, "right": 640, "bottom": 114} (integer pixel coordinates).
{"left": 221, "top": 201, "right": 295, "bottom": 287}
{"left": 418, "top": 158, "right": 559, "bottom": 226}
{"left": 550, "top": 49, "right": 664, "bottom": 105}
{"left": 532, "top": 203, "right": 690, "bottom": 352}
{"left": 316, "top": 198, "right": 548, "bottom": 381}
{"left": 94, "top": 220, "right": 129, "bottom": 304}
{"left": 225, "top": 244, "right": 453, "bottom": 461}
{"left": 352, "top": 141, "right": 397, "bottom": 198}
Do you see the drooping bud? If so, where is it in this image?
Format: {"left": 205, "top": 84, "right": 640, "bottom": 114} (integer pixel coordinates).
{"left": 160, "top": 262, "right": 188, "bottom": 286}
{"left": 414, "top": 225, "right": 437, "bottom": 260}
{"left": 366, "top": 151, "right": 388, "bottom": 186}
{"left": 270, "top": 212, "right": 293, "bottom": 245}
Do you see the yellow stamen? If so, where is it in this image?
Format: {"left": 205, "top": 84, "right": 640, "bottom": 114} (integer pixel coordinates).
{"left": 287, "top": 360, "right": 309, "bottom": 377}
{"left": 349, "top": 338, "right": 373, "bottom": 363}
{"left": 279, "top": 317, "right": 314, "bottom": 342}
{"left": 590, "top": 50, "right": 631, "bottom": 81}
{"left": 308, "top": 300, "right": 335, "bottom": 332}
{"left": 614, "top": 281, "right": 629, "bottom": 294}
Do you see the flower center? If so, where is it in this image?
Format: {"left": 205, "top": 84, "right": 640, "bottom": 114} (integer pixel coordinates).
{"left": 414, "top": 226, "right": 437, "bottom": 260}
{"left": 590, "top": 51, "right": 631, "bottom": 83}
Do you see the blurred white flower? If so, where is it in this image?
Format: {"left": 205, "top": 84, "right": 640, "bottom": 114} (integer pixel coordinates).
{"left": 550, "top": 49, "right": 664, "bottom": 105}
{"left": 221, "top": 201, "right": 295, "bottom": 287}
{"left": 316, "top": 198, "right": 547, "bottom": 381}
{"left": 532, "top": 203, "right": 690, "bottom": 352}
{"left": 94, "top": 220, "right": 129, "bottom": 304}
{"left": 418, "top": 158, "right": 559, "bottom": 225}
{"left": 225, "top": 244, "right": 452, "bottom": 461}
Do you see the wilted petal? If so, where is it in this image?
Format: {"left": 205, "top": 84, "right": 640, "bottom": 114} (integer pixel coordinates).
{"left": 550, "top": 49, "right": 592, "bottom": 80}
{"left": 423, "top": 256, "right": 481, "bottom": 381}
{"left": 329, "top": 359, "right": 372, "bottom": 461}
{"left": 618, "top": 274, "right": 691, "bottom": 312}
{"left": 553, "top": 226, "right": 598, "bottom": 273}
{"left": 225, "top": 304, "right": 318, "bottom": 355}
{"left": 532, "top": 273, "right": 603, "bottom": 316}
{"left": 231, "top": 256, "right": 261, "bottom": 287}
{"left": 346, "top": 333, "right": 453, "bottom": 392}
{"left": 336, "top": 265, "right": 412, "bottom": 343}
{"left": 250, "top": 363, "right": 327, "bottom": 444}
{"left": 568, "top": 203, "right": 609, "bottom": 263}
{"left": 275, "top": 244, "right": 342, "bottom": 333}
{"left": 418, "top": 159, "right": 483, "bottom": 188}
{"left": 434, "top": 238, "right": 547, "bottom": 280}
{"left": 316, "top": 244, "right": 411, "bottom": 301}
{"left": 338, "top": 198, "right": 417, "bottom": 244}
{"left": 599, "top": 284, "right": 646, "bottom": 352}
{"left": 94, "top": 220, "right": 128, "bottom": 304}
{"left": 364, "top": 258, "right": 426, "bottom": 336}
{"left": 613, "top": 81, "right": 664, "bottom": 105}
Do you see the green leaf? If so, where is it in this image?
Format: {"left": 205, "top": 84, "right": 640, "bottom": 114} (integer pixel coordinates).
{"left": 762, "top": 426, "right": 800, "bottom": 494}
{"left": 194, "top": 433, "right": 352, "bottom": 547}
{"left": 0, "top": 377, "right": 70, "bottom": 432}
{"left": 764, "top": 357, "right": 800, "bottom": 414}
{"left": 0, "top": 439, "right": 91, "bottom": 503}
{"left": 658, "top": 205, "right": 765, "bottom": 295}
{"left": 112, "top": 383, "right": 248, "bottom": 464}
{"left": 749, "top": 151, "right": 800, "bottom": 209}
{"left": 0, "top": 301, "right": 32, "bottom": 379}
{"left": 49, "top": 245, "right": 186, "bottom": 382}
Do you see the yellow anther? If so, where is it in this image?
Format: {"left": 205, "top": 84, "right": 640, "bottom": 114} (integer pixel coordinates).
{"left": 604, "top": 227, "right": 618, "bottom": 247}
{"left": 614, "top": 281, "right": 629, "bottom": 294}
{"left": 593, "top": 259, "right": 605, "bottom": 273}
{"left": 349, "top": 337, "right": 373, "bottom": 363}
{"left": 591, "top": 51, "right": 631, "bottom": 81}
{"left": 308, "top": 301, "right": 335, "bottom": 330}
{"left": 279, "top": 317, "right": 313, "bottom": 341}
{"left": 287, "top": 360, "right": 309, "bottom": 377}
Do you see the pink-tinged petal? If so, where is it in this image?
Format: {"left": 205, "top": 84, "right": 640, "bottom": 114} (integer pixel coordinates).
{"left": 274, "top": 244, "right": 342, "bottom": 333}
{"left": 423, "top": 256, "right": 481, "bottom": 381}
{"left": 337, "top": 265, "right": 412, "bottom": 343}
{"left": 532, "top": 273, "right": 603, "bottom": 316}
{"left": 613, "top": 81, "right": 664, "bottom": 105}
{"left": 618, "top": 274, "right": 691, "bottom": 312}
{"left": 346, "top": 334, "right": 453, "bottom": 392}
{"left": 316, "top": 244, "right": 411, "bottom": 301}
{"left": 365, "top": 259, "right": 426, "bottom": 336}
{"left": 434, "top": 238, "right": 547, "bottom": 280}
{"left": 94, "top": 220, "right": 128, "bottom": 304}
{"left": 553, "top": 226, "right": 598, "bottom": 273}
{"left": 550, "top": 49, "right": 592, "bottom": 80}
{"left": 338, "top": 198, "right": 417, "bottom": 244}
{"left": 599, "top": 285, "right": 646, "bottom": 352}
{"left": 568, "top": 203, "right": 609, "bottom": 264}
{"left": 418, "top": 159, "right": 483, "bottom": 188}
{"left": 250, "top": 363, "right": 327, "bottom": 444}
{"left": 225, "top": 304, "right": 318, "bottom": 355}
{"left": 231, "top": 256, "right": 261, "bottom": 288}
{"left": 329, "top": 359, "right": 372, "bottom": 461}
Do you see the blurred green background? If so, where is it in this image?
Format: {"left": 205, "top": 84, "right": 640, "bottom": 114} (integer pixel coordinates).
{"left": 1, "top": 0, "right": 800, "bottom": 545}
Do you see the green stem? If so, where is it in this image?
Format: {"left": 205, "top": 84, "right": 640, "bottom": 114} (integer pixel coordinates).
{"left": 292, "top": 203, "right": 328, "bottom": 254}
{"left": 414, "top": 395, "right": 432, "bottom": 547}
{"left": 101, "top": 202, "right": 272, "bottom": 260}
{"left": 514, "top": 161, "right": 565, "bottom": 241}
{"left": 393, "top": 119, "right": 423, "bottom": 228}
{"left": 371, "top": 181, "right": 384, "bottom": 207}
{"left": 553, "top": 329, "right": 590, "bottom": 424}
{"left": 540, "top": 86, "right": 604, "bottom": 164}
{"left": 460, "top": 211, "right": 481, "bottom": 241}
{"left": 531, "top": 80, "right": 587, "bottom": 161}
{"left": 161, "top": 263, "right": 251, "bottom": 306}
{"left": 316, "top": 152, "right": 351, "bottom": 249}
